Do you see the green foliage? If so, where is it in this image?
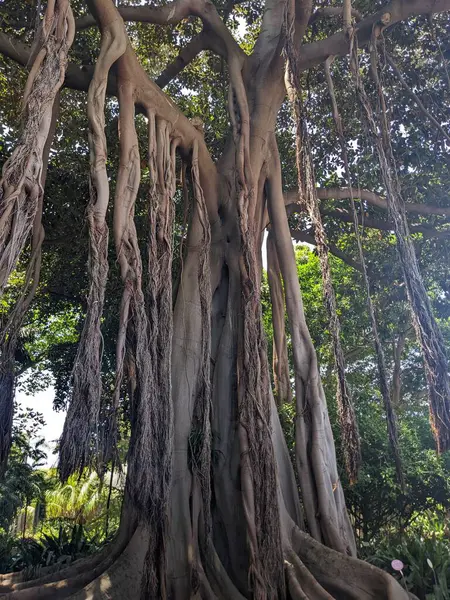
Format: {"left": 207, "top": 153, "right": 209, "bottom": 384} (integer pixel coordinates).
{"left": 0, "top": 524, "right": 103, "bottom": 576}
{"left": 0, "top": 409, "right": 123, "bottom": 574}
{"left": 0, "top": 406, "right": 47, "bottom": 531}
{"left": 262, "top": 245, "right": 450, "bottom": 590}
{"left": 42, "top": 469, "right": 123, "bottom": 538}
{"left": 362, "top": 509, "right": 450, "bottom": 600}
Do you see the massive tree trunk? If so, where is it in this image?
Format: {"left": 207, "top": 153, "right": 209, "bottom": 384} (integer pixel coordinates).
{"left": 2, "top": 0, "right": 447, "bottom": 597}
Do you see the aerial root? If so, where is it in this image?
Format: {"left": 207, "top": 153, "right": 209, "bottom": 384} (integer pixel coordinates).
{"left": 0, "top": 0, "right": 74, "bottom": 293}
{"left": 351, "top": 35, "right": 450, "bottom": 453}
{"left": 189, "top": 138, "right": 213, "bottom": 537}
{"left": 266, "top": 135, "right": 356, "bottom": 555}
{"left": 284, "top": 11, "right": 360, "bottom": 485}
{"left": 0, "top": 93, "right": 57, "bottom": 476}
{"left": 284, "top": 550, "right": 333, "bottom": 600}
{"left": 267, "top": 230, "right": 292, "bottom": 405}
{"left": 0, "top": 367, "right": 14, "bottom": 476}
{"left": 323, "top": 55, "right": 405, "bottom": 489}
{"left": 58, "top": 15, "right": 127, "bottom": 481}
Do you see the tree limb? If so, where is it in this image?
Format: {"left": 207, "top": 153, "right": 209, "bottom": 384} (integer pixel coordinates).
{"left": 285, "top": 198, "right": 450, "bottom": 239}
{"left": 76, "top": 2, "right": 197, "bottom": 30}
{"left": 4, "top": 0, "right": 449, "bottom": 99}
{"left": 321, "top": 208, "right": 449, "bottom": 239}
{"left": 0, "top": 31, "right": 97, "bottom": 92}
{"left": 155, "top": 30, "right": 228, "bottom": 88}
{"left": 300, "top": 0, "right": 450, "bottom": 72}
{"left": 155, "top": 33, "right": 208, "bottom": 88}
{"left": 309, "top": 6, "right": 362, "bottom": 25}
{"left": 285, "top": 187, "right": 450, "bottom": 217}
{"left": 76, "top": 0, "right": 245, "bottom": 63}
{"left": 289, "top": 227, "right": 363, "bottom": 272}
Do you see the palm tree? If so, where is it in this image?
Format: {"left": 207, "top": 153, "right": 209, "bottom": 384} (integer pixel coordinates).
{"left": 42, "top": 469, "right": 124, "bottom": 539}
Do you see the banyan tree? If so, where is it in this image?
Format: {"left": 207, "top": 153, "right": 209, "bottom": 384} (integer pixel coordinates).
{"left": 1, "top": 0, "right": 450, "bottom": 597}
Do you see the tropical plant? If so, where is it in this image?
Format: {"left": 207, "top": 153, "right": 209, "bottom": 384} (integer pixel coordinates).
{"left": 363, "top": 509, "right": 450, "bottom": 600}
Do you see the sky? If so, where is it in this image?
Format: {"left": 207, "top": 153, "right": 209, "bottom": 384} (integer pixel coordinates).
{"left": 16, "top": 384, "right": 66, "bottom": 468}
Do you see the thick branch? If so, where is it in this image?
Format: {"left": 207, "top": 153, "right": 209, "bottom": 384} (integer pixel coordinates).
{"left": 77, "top": 0, "right": 245, "bottom": 62}
{"left": 285, "top": 198, "right": 450, "bottom": 240}
{"left": 289, "top": 227, "right": 363, "bottom": 272}
{"left": 0, "top": 31, "right": 97, "bottom": 92}
{"left": 155, "top": 33, "right": 207, "bottom": 88}
{"left": 0, "top": 28, "right": 218, "bottom": 222}
{"left": 300, "top": 0, "right": 450, "bottom": 72}
{"left": 321, "top": 208, "right": 449, "bottom": 239}
{"left": 77, "top": 2, "right": 197, "bottom": 30}
{"left": 155, "top": 29, "right": 229, "bottom": 88}
{"left": 285, "top": 187, "right": 450, "bottom": 217}
{"left": 309, "top": 6, "right": 362, "bottom": 25}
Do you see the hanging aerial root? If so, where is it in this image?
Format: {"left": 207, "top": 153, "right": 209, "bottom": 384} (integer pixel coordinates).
{"left": 0, "top": 4, "right": 69, "bottom": 472}
{"left": 267, "top": 230, "right": 292, "bottom": 406}
{"left": 284, "top": 23, "right": 361, "bottom": 483}
{"left": 58, "top": 16, "right": 127, "bottom": 482}
{"left": 112, "top": 77, "right": 150, "bottom": 514}
{"left": 189, "top": 139, "right": 213, "bottom": 544}
{"left": 266, "top": 134, "right": 356, "bottom": 557}
{"left": 0, "top": 235, "right": 43, "bottom": 476}
{"left": 111, "top": 90, "right": 164, "bottom": 598}
{"left": 324, "top": 56, "right": 404, "bottom": 489}
{"left": 139, "top": 112, "right": 177, "bottom": 599}
{"left": 384, "top": 51, "right": 450, "bottom": 145}
{"left": 0, "top": 92, "right": 58, "bottom": 477}
{"left": 0, "top": 0, "right": 74, "bottom": 294}
{"left": 235, "top": 146, "right": 285, "bottom": 600}
{"left": 350, "top": 36, "right": 450, "bottom": 453}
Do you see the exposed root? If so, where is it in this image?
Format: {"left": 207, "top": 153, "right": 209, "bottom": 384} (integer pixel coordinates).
{"left": 290, "top": 523, "right": 409, "bottom": 600}
{"left": 0, "top": 529, "right": 135, "bottom": 599}
{"left": 0, "top": 520, "right": 134, "bottom": 593}
{"left": 284, "top": 550, "right": 333, "bottom": 600}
